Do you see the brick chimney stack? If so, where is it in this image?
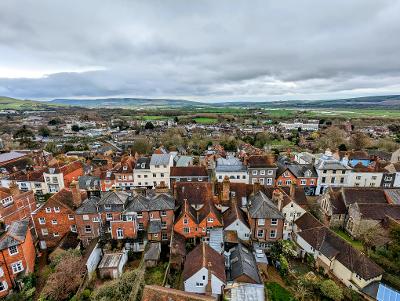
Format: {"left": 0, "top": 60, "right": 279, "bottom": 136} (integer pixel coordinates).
{"left": 70, "top": 178, "right": 83, "bottom": 208}
{"left": 272, "top": 189, "right": 283, "bottom": 211}
{"left": 205, "top": 261, "right": 213, "bottom": 295}
{"left": 9, "top": 181, "right": 20, "bottom": 196}
{"left": 222, "top": 176, "right": 230, "bottom": 203}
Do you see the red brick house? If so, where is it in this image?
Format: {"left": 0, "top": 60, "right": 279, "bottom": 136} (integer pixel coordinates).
{"left": 0, "top": 219, "right": 36, "bottom": 298}
{"left": 43, "top": 160, "right": 84, "bottom": 193}
{"left": 113, "top": 156, "right": 135, "bottom": 191}
{"left": 0, "top": 184, "right": 36, "bottom": 227}
{"left": 276, "top": 161, "right": 318, "bottom": 196}
{"left": 247, "top": 190, "right": 284, "bottom": 248}
{"left": 31, "top": 181, "right": 86, "bottom": 249}
{"left": 174, "top": 199, "right": 222, "bottom": 240}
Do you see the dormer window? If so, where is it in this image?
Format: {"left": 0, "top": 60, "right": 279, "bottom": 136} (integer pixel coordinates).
{"left": 1, "top": 197, "right": 13, "bottom": 207}
{"left": 123, "top": 166, "right": 128, "bottom": 171}
{"left": 141, "top": 163, "right": 145, "bottom": 168}
{"left": 104, "top": 204, "right": 111, "bottom": 210}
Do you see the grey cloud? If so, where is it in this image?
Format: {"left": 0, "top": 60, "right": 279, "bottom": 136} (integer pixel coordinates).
{"left": 0, "top": 0, "right": 400, "bottom": 101}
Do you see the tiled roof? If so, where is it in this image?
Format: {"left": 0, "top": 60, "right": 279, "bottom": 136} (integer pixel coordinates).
{"left": 170, "top": 166, "right": 208, "bottom": 177}
{"left": 356, "top": 203, "right": 400, "bottom": 221}
{"left": 142, "top": 285, "right": 217, "bottom": 301}
{"left": 0, "top": 219, "right": 29, "bottom": 250}
{"left": 183, "top": 242, "right": 226, "bottom": 283}
{"left": 98, "top": 191, "right": 130, "bottom": 206}
{"left": 150, "top": 154, "right": 172, "bottom": 166}
{"left": 76, "top": 196, "right": 100, "bottom": 214}
{"left": 223, "top": 201, "right": 249, "bottom": 228}
{"left": 175, "top": 182, "right": 214, "bottom": 206}
{"left": 295, "top": 212, "right": 324, "bottom": 231}
{"left": 135, "top": 157, "right": 151, "bottom": 170}
{"left": 247, "top": 155, "right": 277, "bottom": 168}
{"left": 228, "top": 243, "right": 261, "bottom": 284}
{"left": 47, "top": 188, "right": 85, "bottom": 210}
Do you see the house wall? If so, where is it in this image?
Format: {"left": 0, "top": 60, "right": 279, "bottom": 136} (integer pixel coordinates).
{"left": 76, "top": 213, "right": 102, "bottom": 246}
{"left": 249, "top": 217, "right": 284, "bottom": 242}
{"left": 43, "top": 173, "right": 64, "bottom": 193}
{"left": 184, "top": 267, "right": 225, "bottom": 295}
{"left": 215, "top": 171, "right": 248, "bottom": 184}
{"left": 20, "top": 230, "right": 36, "bottom": 273}
{"left": 224, "top": 220, "right": 251, "bottom": 241}
{"left": 316, "top": 169, "right": 351, "bottom": 195}
{"left": 394, "top": 172, "right": 400, "bottom": 187}
{"left": 0, "top": 191, "right": 36, "bottom": 226}
{"left": 86, "top": 245, "right": 102, "bottom": 276}
{"left": 282, "top": 202, "right": 306, "bottom": 239}
{"left": 110, "top": 220, "right": 137, "bottom": 239}
{"left": 348, "top": 172, "right": 383, "bottom": 187}
{"left": 0, "top": 263, "right": 12, "bottom": 298}
{"left": 248, "top": 168, "right": 276, "bottom": 186}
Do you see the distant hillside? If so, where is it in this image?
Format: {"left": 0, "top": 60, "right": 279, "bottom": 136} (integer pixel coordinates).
{"left": 50, "top": 98, "right": 203, "bottom": 108}
{"left": 0, "top": 96, "right": 61, "bottom": 110}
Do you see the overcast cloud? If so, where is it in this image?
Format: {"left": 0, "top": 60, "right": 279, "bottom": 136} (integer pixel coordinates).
{"left": 0, "top": 0, "right": 400, "bottom": 101}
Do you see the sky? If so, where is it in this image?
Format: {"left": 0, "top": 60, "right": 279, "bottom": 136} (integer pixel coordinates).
{"left": 1, "top": 0, "right": 400, "bottom": 102}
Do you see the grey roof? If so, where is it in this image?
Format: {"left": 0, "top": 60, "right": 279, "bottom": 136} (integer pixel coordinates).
{"left": 150, "top": 154, "right": 172, "bottom": 166}
{"left": 315, "top": 152, "right": 351, "bottom": 170}
{"left": 277, "top": 162, "right": 317, "bottom": 178}
{"left": 229, "top": 283, "right": 265, "bottom": 301}
{"left": 216, "top": 157, "right": 247, "bottom": 172}
{"left": 125, "top": 192, "right": 174, "bottom": 212}
{"left": 148, "top": 220, "right": 162, "bottom": 234}
{"left": 228, "top": 244, "right": 261, "bottom": 284}
{"left": 175, "top": 156, "right": 193, "bottom": 167}
{"left": 98, "top": 191, "right": 130, "bottom": 205}
{"left": 76, "top": 196, "right": 100, "bottom": 214}
{"left": 78, "top": 176, "right": 100, "bottom": 190}
{"left": 98, "top": 253, "right": 122, "bottom": 269}
{"left": 384, "top": 189, "right": 400, "bottom": 205}
{"left": 208, "top": 228, "right": 224, "bottom": 254}
{"left": 0, "top": 151, "right": 26, "bottom": 164}
{"left": 135, "top": 157, "right": 150, "bottom": 170}
{"left": 0, "top": 219, "right": 29, "bottom": 250}
{"left": 144, "top": 242, "right": 161, "bottom": 261}
{"left": 362, "top": 281, "right": 400, "bottom": 301}
{"left": 248, "top": 191, "right": 283, "bottom": 219}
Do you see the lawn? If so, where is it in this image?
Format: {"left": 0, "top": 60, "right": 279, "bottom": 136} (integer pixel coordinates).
{"left": 144, "top": 263, "right": 168, "bottom": 285}
{"left": 141, "top": 115, "right": 170, "bottom": 121}
{"left": 332, "top": 228, "right": 364, "bottom": 251}
{"left": 193, "top": 117, "right": 219, "bottom": 124}
{"left": 265, "top": 282, "right": 296, "bottom": 301}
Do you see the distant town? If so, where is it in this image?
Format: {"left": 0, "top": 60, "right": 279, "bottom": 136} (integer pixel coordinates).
{"left": 0, "top": 103, "right": 399, "bottom": 301}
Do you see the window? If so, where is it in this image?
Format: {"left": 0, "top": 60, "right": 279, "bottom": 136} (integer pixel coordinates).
{"left": 183, "top": 227, "right": 190, "bottom": 233}
{"left": 68, "top": 214, "right": 74, "bottom": 220}
{"left": 321, "top": 177, "right": 326, "bottom": 183}
{"left": 39, "top": 217, "right": 45, "bottom": 224}
{"left": 277, "top": 180, "right": 282, "bottom": 186}
{"left": 1, "top": 197, "right": 13, "bottom": 207}
{"left": 252, "top": 170, "right": 258, "bottom": 175}
{"left": 300, "top": 179, "right": 306, "bottom": 185}
{"left": 153, "top": 233, "right": 158, "bottom": 238}
{"left": 270, "top": 229, "right": 277, "bottom": 238}
{"left": 162, "top": 233, "right": 168, "bottom": 240}
{"left": 104, "top": 204, "right": 111, "bottom": 210}
{"left": 340, "top": 177, "right": 345, "bottom": 184}
{"left": 323, "top": 170, "right": 327, "bottom": 174}
{"left": 41, "top": 228, "right": 48, "bottom": 236}
{"left": 153, "top": 173, "right": 156, "bottom": 177}
{"left": 160, "top": 173, "right": 165, "bottom": 178}
{"left": 0, "top": 281, "right": 7, "bottom": 292}
{"left": 285, "top": 180, "right": 291, "bottom": 185}
{"left": 53, "top": 232, "right": 60, "bottom": 237}
{"left": 257, "top": 229, "right": 264, "bottom": 238}
{"left": 266, "top": 178, "right": 272, "bottom": 185}
{"left": 85, "top": 225, "right": 92, "bottom": 233}
{"left": 183, "top": 218, "right": 188, "bottom": 225}
{"left": 331, "top": 177, "right": 336, "bottom": 184}
{"left": 161, "top": 210, "right": 167, "bottom": 217}
{"left": 92, "top": 217, "right": 99, "bottom": 222}
{"left": 332, "top": 170, "right": 336, "bottom": 174}
{"left": 259, "top": 178, "right": 264, "bottom": 185}
{"left": 258, "top": 219, "right": 265, "bottom": 226}
{"left": 138, "top": 223, "right": 144, "bottom": 230}
{"left": 356, "top": 176, "right": 362, "bottom": 180}
{"left": 11, "top": 261, "right": 24, "bottom": 274}
{"left": 70, "top": 225, "right": 77, "bottom": 232}
{"left": 117, "top": 228, "right": 123, "bottom": 239}
{"left": 45, "top": 207, "right": 51, "bottom": 213}
{"left": 161, "top": 221, "right": 167, "bottom": 229}
{"left": 372, "top": 176, "right": 377, "bottom": 180}
{"left": 196, "top": 282, "right": 204, "bottom": 287}
{"left": 271, "top": 219, "right": 278, "bottom": 226}
{"left": 267, "top": 170, "right": 273, "bottom": 175}
{"left": 8, "top": 246, "right": 18, "bottom": 255}
{"left": 260, "top": 170, "right": 266, "bottom": 175}
{"left": 341, "top": 170, "right": 346, "bottom": 174}
{"left": 310, "top": 180, "right": 315, "bottom": 185}
{"left": 106, "top": 213, "right": 113, "bottom": 220}
{"left": 54, "top": 207, "right": 60, "bottom": 213}
{"left": 207, "top": 217, "right": 214, "bottom": 223}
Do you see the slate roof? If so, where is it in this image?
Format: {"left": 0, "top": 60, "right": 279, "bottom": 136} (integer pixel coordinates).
{"left": 356, "top": 203, "right": 400, "bottom": 221}
{"left": 76, "top": 196, "right": 100, "bottom": 214}
{"left": 223, "top": 201, "right": 249, "bottom": 228}
{"left": 298, "top": 226, "right": 383, "bottom": 280}
{"left": 148, "top": 220, "right": 162, "bottom": 234}
{"left": 125, "top": 192, "right": 174, "bottom": 212}
{"left": 228, "top": 243, "right": 261, "bottom": 284}
{"left": 144, "top": 242, "right": 161, "bottom": 261}
{"left": 0, "top": 219, "right": 29, "bottom": 250}
{"left": 98, "top": 191, "right": 130, "bottom": 206}
{"left": 276, "top": 162, "right": 317, "bottom": 178}
{"left": 150, "top": 154, "right": 172, "bottom": 166}
{"left": 0, "top": 151, "right": 26, "bottom": 164}
{"left": 78, "top": 176, "right": 100, "bottom": 190}
{"left": 216, "top": 157, "right": 247, "bottom": 172}
{"left": 295, "top": 212, "right": 324, "bottom": 231}
{"left": 135, "top": 157, "right": 150, "bottom": 170}
{"left": 248, "top": 191, "right": 283, "bottom": 219}
{"left": 183, "top": 242, "right": 226, "bottom": 283}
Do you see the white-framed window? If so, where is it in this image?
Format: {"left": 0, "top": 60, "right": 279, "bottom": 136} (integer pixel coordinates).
{"left": 106, "top": 213, "right": 113, "bottom": 220}
{"left": 92, "top": 217, "right": 99, "bottom": 222}
{"left": 196, "top": 282, "right": 204, "bottom": 287}
{"left": 8, "top": 246, "right": 18, "bottom": 256}
{"left": 266, "top": 178, "right": 273, "bottom": 185}
{"left": 183, "top": 218, "right": 188, "bottom": 225}
{"left": 258, "top": 219, "right": 265, "bottom": 226}
{"left": 1, "top": 197, "right": 13, "bottom": 207}
{"left": 51, "top": 219, "right": 57, "bottom": 225}
{"left": 310, "top": 180, "right": 315, "bottom": 185}
{"left": 11, "top": 261, "right": 24, "bottom": 274}
{"left": 45, "top": 207, "right": 51, "bottom": 213}
{"left": 39, "top": 217, "right": 46, "bottom": 225}
{"left": 85, "top": 225, "right": 92, "bottom": 233}
{"left": 300, "top": 179, "right": 307, "bottom": 185}
{"left": 117, "top": 228, "right": 123, "bottom": 239}
{"left": 70, "top": 225, "right": 77, "bottom": 232}
{"left": 137, "top": 212, "right": 143, "bottom": 218}
{"left": 183, "top": 227, "right": 190, "bottom": 233}
{"left": 257, "top": 229, "right": 264, "bottom": 238}
{"left": 53, "top": 232, "right": 60, "bottom": 237}
{"left": 150, "top": 213, "right": 154, "bottom": 219}
{"left": 161, "top": 210, "right": 167, "bottom": 217}
{"left": 54, "top": 207, "right": 60, "bottom": 213}
{"left": 83, "top": 214, "right": 89, "bottom": 221}
{"left": 0, "top": 280, "right": 7, "bottom": 292}
{"left": 68, "top": 214, "right": 74, "bottom": 220}
{"left": 161, "top": 221, "right": 167, "bottom": 229}
{"left": 260, "top": 170, "right": 266, "bottom": 175}
{"left": 277, "top": 180, "right": 282, "bottom": 186}
{"left": 259, "top": 178, "right": 264, "bottom": 185}
{"left": 270, "top": 229, "right": 277, "bottom": 238}
{"left": 154, "top": 233, "right": 158, "bottom": 238}
{"left": 267, "top": 170, "right": 273, "bottom": 175}
{"left": 162, "top": 233, "right": 168, "bottom": 240}
{"left": 104, "top": 204, "right": 111, "bottom": 210}
{"left": 252, "top": 170, "right": 258, "bottom": 175}
{"left": 207, "top": 217, "right": 214, "bottom": 223}
{"left": 271, "top": 219, "right": 278, "bottom": 226}
{"left": 41, "top": 228, "right": 48, "bottom": 236}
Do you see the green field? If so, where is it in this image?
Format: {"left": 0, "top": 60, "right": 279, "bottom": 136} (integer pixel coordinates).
{"left": 193, "top": 117, "right": 219, "bottom": 124}
{"left": 0, "top": 97, "right": 61, "bottom": 110}
{"left": 141, "top": 115, "right": 170, "bottom": 121}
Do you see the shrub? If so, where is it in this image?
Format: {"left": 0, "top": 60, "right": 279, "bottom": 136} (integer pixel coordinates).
{"left": 320, "top": 280, "right": 343, "bottom": 301}
{"left": 265, "top": 282, "right": 296, "bottom": 301}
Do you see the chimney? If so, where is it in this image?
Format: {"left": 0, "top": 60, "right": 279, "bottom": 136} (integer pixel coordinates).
{"left": 266, "top": 153, "right": 276, "bottom": 166}
{"left": 222, "top": 176, "right": 230, "bottom": 203}
{"left": 70, "top": 179, "right": 82, "bottom": 208}
{"left": 290, "top": 183, "right": 296, "bottom": 199}
{"left": 205, "top": 261, "right": 213, "bottom": 295}
{"left": 155, "top": 181, "right": 169, "bottom": 193}
{"left": 272, "top": 189, "right": 283, "bottom": 211}
{"left": 173, "top": 182, "right": 178, "bottom": 200}
{"left": 9, "top": 181, "right": 20, "bottom": 196}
